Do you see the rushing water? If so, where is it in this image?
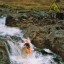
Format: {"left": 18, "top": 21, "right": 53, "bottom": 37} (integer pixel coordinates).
{"left": 0, "top": 16, "right": 64, "bottom": 64}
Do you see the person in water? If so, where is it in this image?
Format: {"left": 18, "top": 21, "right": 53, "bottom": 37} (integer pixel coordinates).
{"left": 20, "top": 39, "right": 31, "bottom": 58}
{"left": 24, "top": 42, "right": 31, "bottom": 54}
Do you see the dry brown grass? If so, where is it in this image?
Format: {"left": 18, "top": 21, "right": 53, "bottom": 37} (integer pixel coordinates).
{"left": 0, "top": 0, "right": 64, "bottom": 10}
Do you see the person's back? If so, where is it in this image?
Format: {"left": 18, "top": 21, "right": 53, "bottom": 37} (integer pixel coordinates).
{"left": 20, "top": 39, "right": 31, "bottom": 58}
{"left": 24, "top": 43, "right": 31, "bottom": 54}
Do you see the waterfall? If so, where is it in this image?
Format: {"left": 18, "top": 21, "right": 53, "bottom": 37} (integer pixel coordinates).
{"left": 6, "top": 37, "right": 56, "bottom": 64}
{"left": 0, "top": 16, "right": 64, "bottom": 64}
{"left": 0, "top": 16, "right": 6, "bottom": 26}
{"left": 7, "top": 40, "right": 22, "bottom": 64}
{"left": 10, "top": 39, "right": 59, "bottom": 64}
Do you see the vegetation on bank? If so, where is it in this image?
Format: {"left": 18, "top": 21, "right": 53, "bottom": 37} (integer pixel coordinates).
{"left": 0, "top": 4, "right": 49, "bottom": 11}
{"left": 0, "top": 0, "right": 64, "bottom": 11}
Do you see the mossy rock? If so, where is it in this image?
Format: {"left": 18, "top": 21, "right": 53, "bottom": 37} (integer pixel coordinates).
{"left": 0, "top": 39, "right": 10, "bottom": 64}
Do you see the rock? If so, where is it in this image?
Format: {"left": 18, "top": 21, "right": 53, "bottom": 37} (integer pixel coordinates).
{"left": 43, "top": 25, "right": 64, "bottom": 60}
{"left": 49, "top": 37, "right": 64, "bottom": 60}
{"left": 6, "top": 15, "right": 16, "bottom": 26}
{"left": 18, "top": 13, "right": 28, "bottom": 21}
{"left": 31, "top": 32, "right": 46, "bottom": 49}
{"left": 0, "top": 39, "right": 10, "bottom": 64}
{"left": 30, "top": 24, "right": 64, "bottom": 60}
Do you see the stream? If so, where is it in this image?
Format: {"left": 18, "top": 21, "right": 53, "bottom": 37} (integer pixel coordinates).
{"left": 0, "top": 16, "right": 64, "bottom": 64}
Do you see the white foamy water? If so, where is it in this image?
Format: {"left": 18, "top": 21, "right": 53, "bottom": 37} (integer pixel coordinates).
{"left": 7, "top": 39, "right": 56, "bottom": 64}
{"left": 0, "top": 16, "right": 62, "bottom": 64}
{"left": 0, "top": 16, "right": 6, "bottom": 26}
{"left": 0, "top": 26, "right": 23, "bottom": 36}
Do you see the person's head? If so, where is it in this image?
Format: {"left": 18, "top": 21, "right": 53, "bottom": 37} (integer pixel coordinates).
{"left": 24, "top": 43, "right": 30, "bottom": 48}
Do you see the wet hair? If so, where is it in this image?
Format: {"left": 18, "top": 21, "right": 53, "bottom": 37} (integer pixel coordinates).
{"left": 24, "top": 43, "right": 30, "bottom": 48}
